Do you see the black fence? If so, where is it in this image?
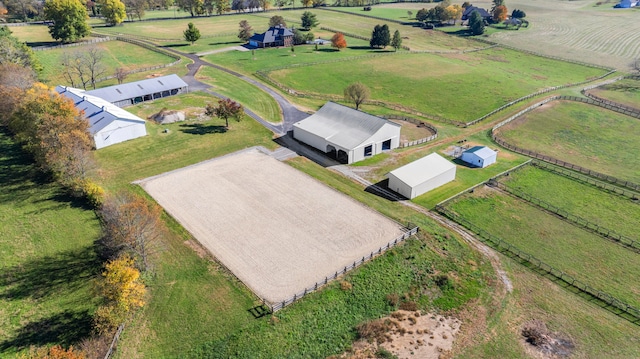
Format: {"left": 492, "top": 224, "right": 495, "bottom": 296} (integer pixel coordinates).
{"left": 487, "top": 179, "right": 640, "bottom": 253}
{"left": 268, "top": 225, "right": 419, "bottom": 312}
{"left": 435, "top": 204, "right": 640, "bottom": 325}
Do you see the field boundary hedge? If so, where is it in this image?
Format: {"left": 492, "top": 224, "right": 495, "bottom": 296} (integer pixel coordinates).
{"left": 487, "top": 179, "right": 640, "bottom": 253}
{"left": 435, "top": 201, "right": 640, "bottom": 325}
{"left": 491, "top": 96, "right": 640, "bottom": 192}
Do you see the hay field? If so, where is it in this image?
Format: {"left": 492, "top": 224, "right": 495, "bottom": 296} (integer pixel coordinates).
{"left": 476, "top": 0, "right": 640, "bottom": 70}
{"left": 138, "top": 149, "right": 405, "bottom": 304}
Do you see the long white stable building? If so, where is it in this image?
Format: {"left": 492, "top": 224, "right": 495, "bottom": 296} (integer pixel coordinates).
{"left": 387, "top": 153, "right": 456, "bottom": 199}
{"left": 56, "top": 86, "right": 147, "bottom": 149}
{"left": 292, "top": 102, "right": 401, "bottom": 164}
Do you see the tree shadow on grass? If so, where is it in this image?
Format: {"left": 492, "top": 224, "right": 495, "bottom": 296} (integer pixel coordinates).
{"left": 179, "top": 123, "right": 227, "bottom": 135}
{"left": 0, "top": 246, "right": 100, "bottom": 301}
{"left": 0, "top": 310, "right": 93, "bottom": 351}
{"left": 316, "top": 48, "right": 339, "bottom": 53}
{"left": 162, "top": 43, "right": 190, "bottom": 48}
{"left": 208, "top": 41, "right": 242, "bottom": 46}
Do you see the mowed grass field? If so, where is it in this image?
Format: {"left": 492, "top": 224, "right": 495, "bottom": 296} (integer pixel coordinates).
{"left": 34, "top": 40, "right": 177, "bottom": 86}
{"left": 589, "top": 78, "right": 640, "bottom": 112}
{"left": 0, "top": 131, "right": 101, "bottom": 358}
{"left": 196, "top": 66, "right": 282, "bottom": 123}
{"left": 498, "top": 100, "right": 640, "bottom": 184}
{"left": 499, "top": 165, "right": 640, "bottom": 240}
{"left": 263, "top": 48, "right": 605, "bottom": 121}
{"left": 447, "top": 187, "right": 640, "bottom": 308}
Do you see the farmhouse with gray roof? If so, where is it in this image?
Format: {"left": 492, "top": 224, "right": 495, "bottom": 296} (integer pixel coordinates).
{"left": 86, "top": 74, "right": 188, "bottom": 108}
{"left": 56, "top": 86, "right": 147, "bottom": 149}
{"left": 292, "top": 102, "right": 401, "bottom": 164}
{"left": 461, "top": 6, "right": 492, "bottom": 21}
{"left": 249, "top": 25, "right": 294, "bottom": 48}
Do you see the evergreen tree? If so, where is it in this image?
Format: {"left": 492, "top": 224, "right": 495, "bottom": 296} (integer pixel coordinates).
{"left": 300, "top": 11, "right": 318, "bottom": 30}
{"left": 369, "top": 24, "right": 390, "bottom": 49}
{"left": 468, "top": 10, "right": 485, "bottom": 35}
{"left": 391, "top": 30, "right": 402, "bottom": 51}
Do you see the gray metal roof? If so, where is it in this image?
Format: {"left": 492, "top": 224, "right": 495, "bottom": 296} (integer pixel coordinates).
{"left": 388, "top": 153, "right": 455, "bottom": 187}
{"left": 464, "top": 146, "right": 497, "bottom": 160}
{"left": 56, "top": 86, "right": 145, "bottom": 135}
{"left": 249, "top": 26, "right": 294, "bottom": 44}
{"left": 85, "top": 74, "right": 188, "bottom": 104}
{"left": 293, "top": 102, "right": 401, "bottom": 150}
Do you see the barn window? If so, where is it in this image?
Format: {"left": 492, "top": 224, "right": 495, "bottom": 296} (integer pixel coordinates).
{"left": 364, "top": 145, "right": 373, "bottom": 157}
{"left": 382, "top": 139, "right": 391, "bottom": 150}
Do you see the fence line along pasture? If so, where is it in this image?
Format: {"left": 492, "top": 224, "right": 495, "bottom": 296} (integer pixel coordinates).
{"left": 267, "top": 225, "right": 419, "bottom": 312}
{"left": 490, "top": 96, "right": 640, "bottom": 193}
{"left": 104, "top": 323, "right": 125, "bottom": 359}
{"left": 382, "top": 114, "right": 438, "bottom": 147}
{"left": 529, "top": 161, "right": 640, "bottom": 201}
{"left": 31, "top": 37, "right": 112, "bottom": 51}
{"left": 434, "top": 204, "right": 640, "bottom": 325}
{"left": 487, "top": 180, "right": 640, "bottom": 253}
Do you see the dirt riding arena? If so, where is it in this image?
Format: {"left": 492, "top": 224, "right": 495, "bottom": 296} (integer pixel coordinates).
{"left": 138, "top": 148, "right": 405, "bottom": 305}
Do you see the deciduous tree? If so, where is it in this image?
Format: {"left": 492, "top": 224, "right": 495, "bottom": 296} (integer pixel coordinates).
{"left": 445, "top": 4, "right": 462, "bottom": 25}
{"left": 175, "top": 0, "right": 204, "bottom": 17}
{"left": 183, "top": 22, "right": 201, "bottom": 45}
{"left": 331, "top": 32, "right": 346, "bottom": 50}
{"left": 124, "top": 0, "right": 145, "bottom": 20}
{"left": 0, "top": 63, "right": 35, "bottom": 125}
{"left": 98, "top": 0, "right": 126, "bottom": 26}
{"left": 114, "top": 67, "right": 128, "bottom": 84}
{"left": 344, "top": 82, "right": 369, "bottom": 110}
{"left": 468, "top": 10, "right": 485, "bottom": 35}
{"left": 99, "top": 194, "right": 163, "bottom": 271}
{"left": 300, "top": 11, "right": 317, "bottom": 29}
{"left": 43, "top": 0, "right": 90, "bottom": 43}
{"left": 207, "top": 98, "right": 244, "bottom": 128}
{"left": 302, "top": 0, "right": 312, "bottom": 6}
{"left": 492, "top": 5, "right": 508, "bottom": 22}
{"left": 0, "top": 26, "right": 41, "bottom": 71}
{"left": 491, "top": 0, "right": 504, "bottom": 12}
{"left": 238, "top": 19, "right": 253, "bottom": 42}
{"left": 390, "top": 29, "right": 402, "bottom": 51}
{"left": 268, "top": 14, "right": 285, "bottom": 27}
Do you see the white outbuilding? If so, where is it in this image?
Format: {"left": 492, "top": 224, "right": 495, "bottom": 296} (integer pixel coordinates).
{"left": 387, "top": 153, "right": 456, "bottom": 199}
{"left": 56, "top": 86, "right": 147, "bottom": 149}
{"left": 460, "top": 146, "right": 497, "bottom": 168}
{"left": 292, "top": 102, "right": 401, "bottom": 164}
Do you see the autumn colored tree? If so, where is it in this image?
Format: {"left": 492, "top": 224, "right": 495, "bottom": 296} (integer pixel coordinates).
{"left": 238, "top": 19, "right": 253, "bottom": 42}
{"left": 184, "top": 22, "right": 201, "bottom": 45}
{"left": 445, "top": 4, "right": 462, "bottom": 25}
{"left": 19, "top": 345, "right": 86, "bottom": 359}
{"left": 94, "top": 255, "right": 146, "bottom": 334}
{"left": 302, "top": 0, "right": 312, "bottom": 6}
{"left": 206, "top": 98, "right": 244, "bottom": 128}
{"left": 391, "top": 30, "right": 402, "bottom": 51}
{"left": 0, "top": 63, "right": 35, "bottom": 125}
{"left": 44, "top": 0, "right": 90, "bottom": 43}
{"left": 344, "top": 82, "right": 369, "bottom": 110}
{"left": 492, "top": 5, "right": 508, "bottom": 22}
{"left": 331, "top": 32, "right": 346, "bottom": 50}
{"left": 175, "top": 0, "right": 204, "bottom": 17}
{"left": 98, "top": 0, "right": 126, "bottom": 26}
{"left": 99, "top": 193, "right": 163, "bottom": 271}
{"left": 268, "top": 15, "right": 286, "bottom": 27}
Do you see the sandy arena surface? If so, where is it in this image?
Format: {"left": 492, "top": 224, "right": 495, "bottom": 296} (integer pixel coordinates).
{"left": 138, "top": 148, "right": 405, "bottom": 304}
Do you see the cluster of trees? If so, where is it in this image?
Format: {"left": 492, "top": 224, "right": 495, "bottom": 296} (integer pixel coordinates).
{"left": 369, "top": 24, "right": 402, "bottom": 51}
{"left": 230, "top": 0, "right": 323, "bottom": 12}
{"left": 1, "top": 0, "right": 43, "bottom": 21}
{"left": 416, "top": 2, "right": 463, "bottom": 25}
{"left": 176, "top": 0, "right": 231, "bottom": 16}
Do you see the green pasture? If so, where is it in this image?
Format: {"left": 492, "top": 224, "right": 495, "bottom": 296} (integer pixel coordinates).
{"left": 331, "top": 5, "right": 431, "bottom": 21}
{"left": 263, "top": 47, "right": 605, "bottom": 121}
{"left": 93, "top": 92, "right": 277, "bottom": 192}
{"left": 589, "top": 78, "right": 640, "bottom": 111}
{"left": 457, "top": 255, "right": 640, "bottom": 359}
{"left": 34, "top": 40, "right": 177, "bottom": 86}
{"left": 500, "top": 165, "right": 640, "bottom": 241}
{"left": 196, "top": 66, "right": 282, "bottom": 123}
{"left": 498, "top": 100, "right": 640, "bottom": 184}
{"left": 180, "top": 156, "right": 491, "bottom": 359}
{"left": 0, "top": 131, "right": 102, "bottom": 358}
{"left": 447, "top": 189, "right": 640, "bottom": 308}
{"left": 4, "top": 25, "right": 58, "bottom": 46}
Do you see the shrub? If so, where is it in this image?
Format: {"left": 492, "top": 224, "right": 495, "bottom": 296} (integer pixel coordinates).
{"left": 82, "top": 179, "right": 105, "bottom": 208}
{"left": 386, "top": 293, "right": 400, "bottom": 307}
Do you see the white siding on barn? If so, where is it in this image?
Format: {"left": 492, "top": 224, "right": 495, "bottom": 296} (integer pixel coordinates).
{"left": 387, "top": 153, "right": 456, "bottom": 199}
{"left": 460, "top": 146, "right": 497, "bottom": 168}
{"left": 94, "top": 120, "right": 148, "bottom": 149}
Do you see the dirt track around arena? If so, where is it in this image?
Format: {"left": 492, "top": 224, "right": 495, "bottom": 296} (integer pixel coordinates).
{"left": 138, "top": 148, "right": 405, "bottom": 304}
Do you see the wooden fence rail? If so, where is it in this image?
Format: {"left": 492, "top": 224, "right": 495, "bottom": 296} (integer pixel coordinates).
{"left": 268, "top": 225, "right": 419, "bottom": 312}
{"left": 434, "top": 204, "right": 640, "bottom": 325}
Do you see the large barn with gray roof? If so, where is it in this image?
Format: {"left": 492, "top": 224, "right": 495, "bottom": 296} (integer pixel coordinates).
{"left": 56, "top": 86, "right": 147, "bottom": 149}
{"left": 292, "top": 102, "right": 401, "bottom": 164}
{"left": 86, "top": 74, "right": 188, "bottom": 108}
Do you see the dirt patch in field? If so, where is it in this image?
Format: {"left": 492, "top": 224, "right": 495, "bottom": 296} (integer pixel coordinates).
{"left": 138, "top": 148, "right": 406, "bottom": 305}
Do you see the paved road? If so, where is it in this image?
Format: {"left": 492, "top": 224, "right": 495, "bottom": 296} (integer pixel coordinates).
{"left": 162, "top": 46, "right": 309, "bottom": 135}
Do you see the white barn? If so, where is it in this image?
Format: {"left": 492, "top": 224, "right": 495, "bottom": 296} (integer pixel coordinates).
{"left": 461, "top": 146, "right": 497, "bottom": 168}
{"left": 85, "top": 74, "right": 188, "bottom": 108}
{"left": 292, "top": 102, "right": 401, "bottom": 164}
{"left": 387, "top": 153, "right": 456, "bottom": 199}
{"left": 56, "top": 86, "right": 147, "bottom": 149}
